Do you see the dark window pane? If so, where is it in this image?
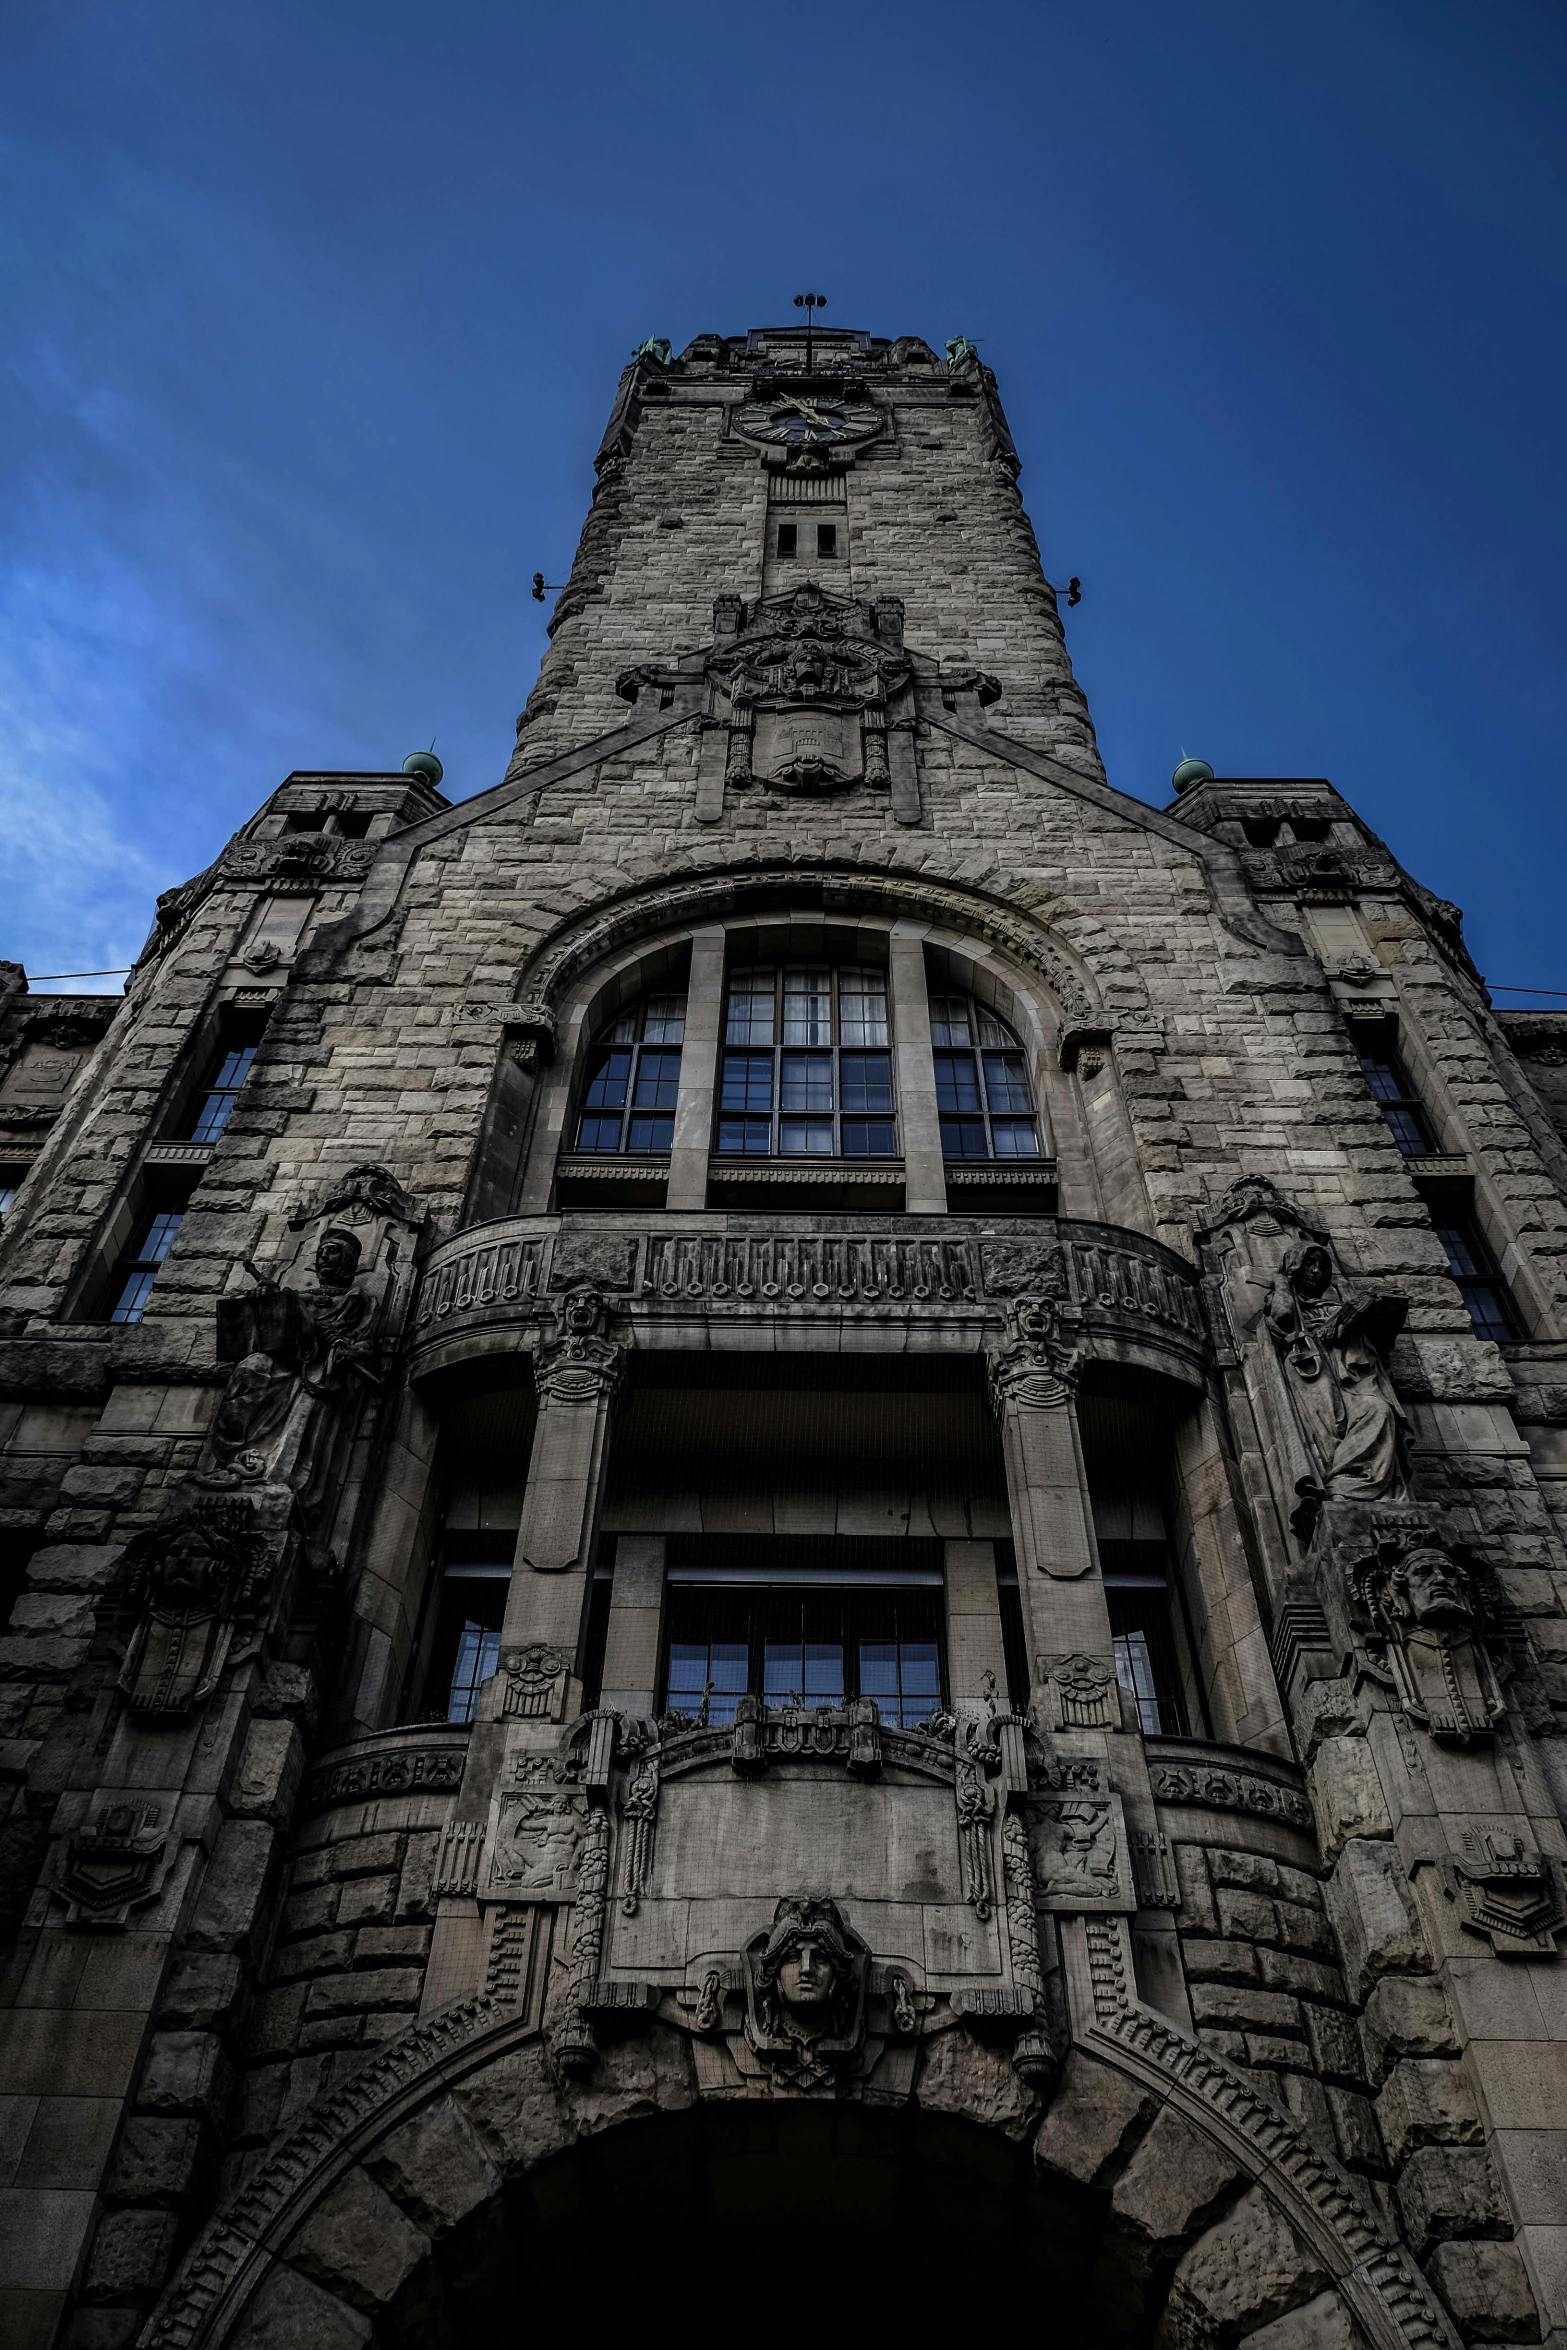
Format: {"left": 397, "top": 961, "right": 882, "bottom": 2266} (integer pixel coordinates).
{"left": 721, "top": 1053, "right": 774, "bottom": 1112}
{"left": 840, "top": 1052, "right": 893, "bottom": 1113}
{"left": 780, "top": 1052, "right": 833, "bottom": 1112}
{"left": 1383, "top": 1105, "right": 1433, "bottom": 1155}
{"left": 940, "top": 1116, "right": 990, "bottom": 1159}
{"left": 991, "top": 1118, "right": 1040, "bottom": 1158}
{"left": 1108, "top": 1589, "right": 1187, "bottom": 1735}
{"left": 1359, "top": 1053, "right": 1403, "bottom": 1102}
{"left": 191, "top": 1092, "right": 238, "bottom": 1143}
{"left": 583, "top": 1049, "right": 632, "bottom": 1110}
{"left": 776, "top": 524, "right": 797, "bottom": 558}
{"left": 448, "top": 1624, "right": 501, "bottom": 1723}
{"left": 928, "top": 995, "right": 970, "bottom": 1048}
{"left": 1434, "top": 1221, "right": 1519, "bottom": 1342}
{"left": 632, "top": 1048, "right": 681, "bottom": 1109}
{"left": 575, "top": 1112, "right": 623, "bottom": 1152}
{"left": 841, "top": 1118, "right": 897, "bottom": 1158}
{"left": 982, "top": 1052, "right": 1032, "bottom": 1113}
{"left": 725, "top": 972, "right": 775, "bottom": 1047}
{"left": 817, "top": 523, "right": 837, "bottom": 557}
{"left": 934, "top": 1053, "right": 982, "bottom": 1113}
{"left": 627, "top": 1114, "right": 674, "bottom": 1153}
{"left": 110, "top": 1268, "right": 159, "bottom": 1325}
{"left": 716, "top": 1117, "right": 772, "bottom": 1155}
{"left": 779, "top": 1119, "right": 834, "bottom": 1155}
{"left": 142, "top": 1213, "right": 184, "bottom": 1263}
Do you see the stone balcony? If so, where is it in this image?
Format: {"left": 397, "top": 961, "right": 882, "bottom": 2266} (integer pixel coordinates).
{"left": 408, "top": 1211, "right": 1210, "bottom": 1386}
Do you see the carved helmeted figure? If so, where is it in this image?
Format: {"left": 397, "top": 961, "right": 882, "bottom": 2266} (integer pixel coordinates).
{"left": 1351, "top": 1528, "right": 1505, "bottom": 1745}
{"left": 1264, "top": 1239, "right": 1410, "bottom": 1516}
{"left": 745, "top": 1896, "right": 869, "bottom": 2089}
{"left": 117, "top": 1500, "right": 270, "bottom": 1721}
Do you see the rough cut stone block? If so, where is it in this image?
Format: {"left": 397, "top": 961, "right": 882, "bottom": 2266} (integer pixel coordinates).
{"left": 287, "top": 2162, "right": 430, "bottom": 2312}
{"left": 1035, "top": 2050, "right": 1161, "bottom": 2187}
{"left": 1376, "top": 2060, "right": 1483, "bottom": 2167}
{"left": 1425, "top": 2239, "right": 1540, "bottom": 2343}
{"left": 105, "top": 2116, "right": 205, "bottom": 2203}
{"left": 1184, "top": 1937, "right": 1261, "bottom": 1985}
{"left": 80, "top": 2206, "right": 180, "bottom": 2299}
{"left": 227, "top": 2261, "right": 372, "bottom": 2350}
{"left": 186, "top": 1819, "right": 278, "bottom": 1956}
{"left": 1394, "top": 2145, "right": 1508, "bottom": 2255}
{"left": 1189, "top": 1984, "right": 1304, "bottom": 2035}
{"left": 452, "top": 2043, "right": 575, "bottom": 2173}
{"left": 1359, "top": 1977, "right": 1459, "bottom": 2086}
{"left": 136, "top": 2030, "right": 234, "bottom": 2124}
{"left": 21, "top": 1546, "right": 122, "bottom": 1594}
{"left": 1239, "top": 2288, "right": 1367, "bottom": 2350}
{"left": 305, "top": 1967, "right": 424, "bottom": 2016}
{"left": 228, "top": 1718, "right": 305, "bottom": 1824}
{"left": 1326, "top": 2086, "right": 1385, "bottom": 2174}
{"left": 157, "top": 1953, "right": 243, "bottom": 2031}
{"left": 1167, "top": 2185, "right": 1331, "bottom": 2339}
{"left": 364, "top": 2096, "right": 500, "bottom": 2236}
{"left": 1322, "top": 1840, "right": 1427, "bottom": 2002}
{"left": 1110, "top": 2103, "right": 1245, "bottom": 2249}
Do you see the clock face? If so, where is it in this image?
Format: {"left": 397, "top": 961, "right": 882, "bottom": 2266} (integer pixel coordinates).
{"left": 731, "top": 394, "right": 882, "bottom": 454}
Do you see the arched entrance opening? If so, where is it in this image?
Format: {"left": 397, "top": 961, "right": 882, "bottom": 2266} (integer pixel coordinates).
{"left": 376, "top": 2104, "right": 1143, "bottom": 2346}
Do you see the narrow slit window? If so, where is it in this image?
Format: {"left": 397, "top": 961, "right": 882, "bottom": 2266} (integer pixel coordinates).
{"left": 1433, "top": 1211, "right": 1521, "bottom": 1343}
{"left": 108, "top": 1211, "right": 185, "bottom": 1326}
{"left": 817, "top": 522, "right": 838, "bottom": 558}
{"left": 1353, "top": 1027, "right": 1439, "bottom": 1158}
{"left": 776, "top": 523, "right": 798, "bottom": 559}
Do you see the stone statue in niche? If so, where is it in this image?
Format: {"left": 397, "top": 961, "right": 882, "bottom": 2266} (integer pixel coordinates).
{"left": 117, "top": 1497, "right": 273, "bottom": 1721}
{"left": 1350, "top": 1523, "right": 1505, "bottom": 1745}
{"left": 209, "top": 1224, "right": 386, "bottom": 1485}
{"left": 1265, "top": 1239, "right": 1410, "bottom": 1523}
{"left": 744, "top": 1896, "right": 869, "bottom": 2091}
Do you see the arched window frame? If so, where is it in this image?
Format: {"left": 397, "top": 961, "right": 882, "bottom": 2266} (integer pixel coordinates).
{"left": 573, "top": 984, "right": 689, "bottom": 1156}
{"left": 925, "top": 981, "right": 1044, "bottom": 1162}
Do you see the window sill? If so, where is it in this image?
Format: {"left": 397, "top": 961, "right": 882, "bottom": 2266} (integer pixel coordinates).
{"left": 707, "top": 1156, "right": 905, "bottom": 1185}
{"left": 142, "top": 1141, "right": 215, "bottom": 1169}
{"left": 557, "top": 1153, "right": 671, "bottom": 1181}
{"left": 944, "top": 1159, "right": 1058, "bottom": 1187}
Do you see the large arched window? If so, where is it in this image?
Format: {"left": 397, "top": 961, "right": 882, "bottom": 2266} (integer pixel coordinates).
{"left": 717, "top": 962, "right": 896, "bottom": 1159}
{"left": 575, "top": 987, "right": 687, "bottom": 1154}
{"left": 927, "top": 986, "right": 1041, "bottom": 1160}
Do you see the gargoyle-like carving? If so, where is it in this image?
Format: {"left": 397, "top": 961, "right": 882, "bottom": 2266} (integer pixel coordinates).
{"left": 744, "top": 1896, "right": 869, "bottom": 2090}
{"left": 1350, "top": 1524, "right": 1505, "bottom": 1745}
{"left": 533, "top": 1285, "right": 627, "bottom": 1407}
{"left": 117, "top": 1497, "right": 274, "bottom": 1721}
{"left": 987, "top": 1289, "right": 1083, "bottom": 1411}
{"left": 498, "top": 1644, "right": 574, "bottom": 1720}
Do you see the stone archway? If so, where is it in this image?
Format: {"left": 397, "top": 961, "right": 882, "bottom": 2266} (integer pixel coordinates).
{"left": 142, "top": 1970, "right": 1458, "bottom": 2350}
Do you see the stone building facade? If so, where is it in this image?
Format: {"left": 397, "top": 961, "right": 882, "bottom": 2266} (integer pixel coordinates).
{"left": 1, "top": 322, "right": 1566, "bottom": 2349}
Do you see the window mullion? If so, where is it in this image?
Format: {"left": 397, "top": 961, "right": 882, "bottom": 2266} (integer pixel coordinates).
{"left": 668, "top": 929, "right": 725, "bottom": 1207}
{"left": 888, "top": 935, "right": 947, "bottom": 1211}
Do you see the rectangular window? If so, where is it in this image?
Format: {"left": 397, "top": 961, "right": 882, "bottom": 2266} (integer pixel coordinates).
{"left": 1434, "top": 1216, "right": 1520, "bottom": 1342}
{"left": 940, "top": 1116, "right": 990, "bottom": 1159}
{"left": 982, "top": 1052, "right": 1032, "bottom": 1113}
{"left": 721, "top": 1053, "right": 774, "bottom": 1112}
{"left": 632, "top": 1049, "right": 682, "bottom": 1110}
{"left": 420, "top": 1542, "right": 512, "bottom": 1724}
{"left": 990, "top": 1118, "right": 1041, "bottom": 1157}
{"left": 725, "top": 969, "right": 775, "bottom": 1047}
{"left": 776, "top": 524, "right": 798, "bottom": 559}
{"left": 934, "top": 1052, "right": 982, "bottom": 1114}
{"left": 190, "top": 1043, "right": 263, "bottom": 1142}
{"left": 817, "top": 522, "right": 838, "bottom": 558}
{"left": 1353, "top": 1028, "right": 1438, "bottom": 1157}
{"left": 780, "top": 1052, "right": 834, "bottom": 1113}
{"left": 716, "top": 1116, "right": 772, "bottom": 1155}
{"left": 782, "top": 968, "right": 832, "bottom": 1046}
{"left": 928, "top": 995, "right": 971, "bottom": 1048}
{"left": 642, "top": 993, "right": 687, "bottom": 1045}
{"left": 839, "top": 1053, "right": 893, "bottom": 1114}
{"left": 584, "top": 1049, "right": 632, "bottom": 1109}
{"left": 838, "top": 968, "right": 889, "bottom": 1047}
{"left": 661, "top": 1545, "right": 945, "bottom": 1730}
{"left": 108, "top": 1211, "right": 185, "bottom": 1325}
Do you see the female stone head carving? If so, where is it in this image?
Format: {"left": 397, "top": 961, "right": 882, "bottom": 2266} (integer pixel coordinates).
{"left": 752, "top": 1896, "right": 864, "bottom": 2046}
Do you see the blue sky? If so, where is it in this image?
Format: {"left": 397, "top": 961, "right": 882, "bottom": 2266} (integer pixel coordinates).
{"left": 3, "top": 1, "right": 1565, "bottom": 1000}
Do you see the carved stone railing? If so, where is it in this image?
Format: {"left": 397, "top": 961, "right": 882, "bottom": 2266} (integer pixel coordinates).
{"left": 1145, "top": 1735, "right": 1313, "bottom": 1834}
{"left": 410, "top": 1213, "right": 1208, "bottom": 1375}
{"left": 301, "top": 1723, "right": 472, "bottom": 1816}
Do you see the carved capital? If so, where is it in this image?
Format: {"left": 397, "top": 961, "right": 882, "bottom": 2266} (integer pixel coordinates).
{"left": 987, "top": 1292, "right": 1083, "bottom": 1413}
{"left": 533, "top": 1285, "right": 628, "bottom": 1407}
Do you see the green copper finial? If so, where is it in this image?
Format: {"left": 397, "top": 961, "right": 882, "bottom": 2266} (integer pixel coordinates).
{"left": 1171, "top": 757, "right": 1214, "bottom": 794}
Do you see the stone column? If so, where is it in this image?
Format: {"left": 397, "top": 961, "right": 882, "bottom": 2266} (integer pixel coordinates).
{"left": 888, "top": 930, "right": 948, "bottom": 1215}
{"left": 666, "top": 927, "right": 726, "bottom": 1211}
{"left": 597, "top": 1533, "right": 666, "bottom": 1716}
{"left": 494, "top": 1293, "right": 626, "bottom": 1719}
{"left": 987, "top": 1298, "right": 1116, "bottom": 1717}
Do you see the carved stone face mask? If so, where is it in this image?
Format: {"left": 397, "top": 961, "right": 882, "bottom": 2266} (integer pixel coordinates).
{"left": 1399, "top": 1547, "right": 1473, "bottom": 1629}
{"left": 1290, "top": 1245, "right": 1333, "bottom": 1300}
{"left": 314, "top": 1228, "right": 362, "bottom": 1290}
{"left": 776, "top": 1938, "right": 836, "bottom": 2011}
